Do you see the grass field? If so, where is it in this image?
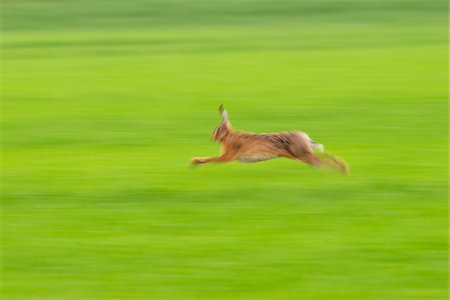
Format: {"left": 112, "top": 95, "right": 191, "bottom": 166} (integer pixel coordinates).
{"left": 1, "top": 0, "right": 448, "bottom": 299}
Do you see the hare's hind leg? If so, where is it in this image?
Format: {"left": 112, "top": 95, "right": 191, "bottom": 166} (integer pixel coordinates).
{"left": 296, "top": 153, "right": 322, "bottom": 168}
{"left": 296, "top": 152, "right": 348, "bottom": 175}
{"left": 319, "top": 152, "right": 349, "bottom": 174}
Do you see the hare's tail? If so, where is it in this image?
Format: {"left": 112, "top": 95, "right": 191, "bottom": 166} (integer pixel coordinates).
{"left": 309, "top": 140, "right": 324, "bottom": 152}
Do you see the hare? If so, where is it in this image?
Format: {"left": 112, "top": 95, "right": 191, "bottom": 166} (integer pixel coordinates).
{"left": 191, "top": 105, "right": 348, "bottom": 174}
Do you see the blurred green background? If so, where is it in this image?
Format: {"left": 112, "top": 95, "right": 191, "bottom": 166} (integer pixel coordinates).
{"left": 1, "top": 0, "right": 447, "bottom": 299}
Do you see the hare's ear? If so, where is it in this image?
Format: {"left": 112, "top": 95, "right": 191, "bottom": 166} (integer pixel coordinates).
{"left": 219, "top": 104, "right": 229, "bottom": 122}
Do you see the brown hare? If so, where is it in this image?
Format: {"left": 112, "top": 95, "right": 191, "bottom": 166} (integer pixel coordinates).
{"left": 191, "top": 105, "right": 348, "bottom": 174}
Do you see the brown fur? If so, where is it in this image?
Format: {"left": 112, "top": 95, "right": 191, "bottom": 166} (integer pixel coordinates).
{"left": 191, "top": 105, "right": 348, "bottom": 174}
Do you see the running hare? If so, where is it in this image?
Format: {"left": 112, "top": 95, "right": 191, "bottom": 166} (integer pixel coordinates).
{"left": 191, "top": 105, "right": 348, "bottom": 174}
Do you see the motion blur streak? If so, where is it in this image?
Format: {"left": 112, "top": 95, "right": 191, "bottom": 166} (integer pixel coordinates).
{"left": 1, "top": 0, "right": 447, "bottom": 299}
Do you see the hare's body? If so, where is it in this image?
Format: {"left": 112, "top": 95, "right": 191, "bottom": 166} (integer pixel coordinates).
{"left": 222, "top": 131, "right": 311, "bottom": 163}
{"left": 192, "top": 106, "right": 348, "bottom": 174}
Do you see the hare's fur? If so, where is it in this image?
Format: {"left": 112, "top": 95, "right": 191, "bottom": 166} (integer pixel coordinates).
{"left": 191, "top": 105, "right": 348, "bottom": 174}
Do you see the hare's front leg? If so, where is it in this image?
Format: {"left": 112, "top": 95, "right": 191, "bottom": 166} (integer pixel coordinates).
{"left": 191, "top": 153, "right": 235, "bottom": 165}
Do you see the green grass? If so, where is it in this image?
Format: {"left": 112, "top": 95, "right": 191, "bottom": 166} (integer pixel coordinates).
{"left": 1, "top": 0, "right": 448, "bottom": 299}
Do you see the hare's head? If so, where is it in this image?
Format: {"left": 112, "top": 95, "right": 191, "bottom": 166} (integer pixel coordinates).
{"left": 211, "top": 105, "right": 232, "bottom": 142}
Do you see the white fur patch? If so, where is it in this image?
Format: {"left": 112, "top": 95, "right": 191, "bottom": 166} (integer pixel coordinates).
{"left": 312, "top": 143, "right": 324, "bottom": 152}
